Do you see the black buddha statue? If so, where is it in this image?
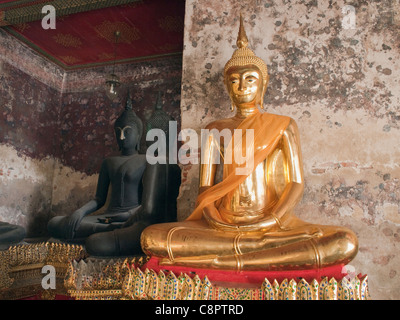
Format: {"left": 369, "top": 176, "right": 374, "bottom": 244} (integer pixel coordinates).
{"left": 146, "top": 91, "right": 174, "bottom": 148}
{"left": 48, "top": 91, "right": 181, "bottom": 257}
{"left": 0, "top": 221, "right": 26, "bottom": 250}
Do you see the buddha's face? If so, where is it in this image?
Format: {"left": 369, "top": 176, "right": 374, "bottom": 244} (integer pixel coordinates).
{"left": 226, "top": 65, "right": 262, "bottom": 107}
{"left": 115, "top": 124, "right": 140, "bottom": 152}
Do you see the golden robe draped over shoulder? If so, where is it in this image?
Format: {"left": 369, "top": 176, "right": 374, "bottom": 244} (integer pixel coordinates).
{"left": 186, "top": 110, "right": 291, "bottom": 222}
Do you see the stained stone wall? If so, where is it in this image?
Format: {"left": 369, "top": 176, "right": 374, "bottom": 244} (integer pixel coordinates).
{"left": 0, "top": 29, "right": 64, "bottom": 237}
{"left": 178, "top": 0, "right": 400, "bottom": 299}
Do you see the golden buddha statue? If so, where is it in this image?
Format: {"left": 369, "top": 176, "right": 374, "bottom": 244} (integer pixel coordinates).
{"left": 140, "top": 16, "right": 358, "bottom": 271}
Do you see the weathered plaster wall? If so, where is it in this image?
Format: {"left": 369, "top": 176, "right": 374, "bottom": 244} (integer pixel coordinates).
{"left": 0, "top": 29, "right": 64, "bottom": 237}
{"left": 178, "top": 0, "right": 400, "bottom": 299}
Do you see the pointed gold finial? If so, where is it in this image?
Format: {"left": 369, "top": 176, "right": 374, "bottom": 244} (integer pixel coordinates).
{"left": 236, "top": 14, "right": 248, "bottom": 49}
{"left": 224, "top": 14, "right": 269, "bottom": 84}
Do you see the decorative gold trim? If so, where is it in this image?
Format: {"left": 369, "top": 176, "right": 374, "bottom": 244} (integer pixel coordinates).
{"left": 67, "top": 258, "right": 371, "bottom": 300}
{"left": 0, "top": 249, "right": 14, "bottom": 289}
{"left": 309, "top": 239, "right": 322, "bottom": 269}
{"left": 0, "top": 242, "right": 86, "bottom": 300}
{"left": 233, "top": 233, "right": 242, "bottom": 255}
{"left": 166, "top": 227, "right": 184, "bottom": 262}
{"left": 0, "top": 242, "right": 371, "bottom": 301}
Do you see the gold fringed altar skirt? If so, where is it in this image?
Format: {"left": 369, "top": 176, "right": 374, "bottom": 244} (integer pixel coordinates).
{"left": 0, "top": 242, "right": 371, "bottom": 300}
{"left": 0, "top": 242, "right": 86, "bottom": 300}
{"left": 65, "top": 257, "right": 370, "bottom": 300}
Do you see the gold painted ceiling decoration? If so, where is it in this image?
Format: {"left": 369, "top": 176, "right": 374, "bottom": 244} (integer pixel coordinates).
{"left": 53, "top": 33, "right": 83, "bottom": 48}
{"left": 94, "top": 20, "right": 141, "bottom": 44}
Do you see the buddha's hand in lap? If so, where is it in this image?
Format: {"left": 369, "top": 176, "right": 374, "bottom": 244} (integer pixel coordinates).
{"left": 203, "top": 204, "right": 276, "bottom": 232}
{"left": 204, "top": 204, "right": 324, "bottom": 237}
{"left": 202, "top": 204, "right": 234, "bottom": 231}
{"left": 63, "top": 209, "right": 85, "bottom": 239}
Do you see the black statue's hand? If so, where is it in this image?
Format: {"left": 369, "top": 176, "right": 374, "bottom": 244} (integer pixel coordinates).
{"left": 97, "top": 207, "right": 143, "bottom": 225}
{"left": 97, "top": 217, "right": 112, "bottom": 224}
{"left": 121, "top": 206, "right": 144, "bottom": 228}
{"left": 63, "top": 209, "right": 85, "bottom": 239}
{"left": 61, "top": 199, "right": 99, "bottom": 239}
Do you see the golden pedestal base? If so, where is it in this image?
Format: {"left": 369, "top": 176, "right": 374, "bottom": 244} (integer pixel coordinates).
{"left": 66, "top": 257, "right": 370, "bottom": 300}
{"left": 0, "top": 242, "right": 86, "bottom": 300}
{"left": 0, "top": 243, "right": 371, "bottom": 300}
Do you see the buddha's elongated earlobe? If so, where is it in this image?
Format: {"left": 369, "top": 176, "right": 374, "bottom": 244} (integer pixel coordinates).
{"left": 136, "top": 138, "right": 140, "bottom": 152}
{"left": 260, "top": 78, "right": 268, "bottom": 110}
{"left": 225, "top": 79, "right": 236, "bottom": 112}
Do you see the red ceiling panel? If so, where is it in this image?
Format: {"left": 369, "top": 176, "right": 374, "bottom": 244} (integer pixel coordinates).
{"left": 0, "top": 0, "right": 44, "bottom": 4}
{"left": 3, "top": 0, "right": 185, "bottom": 69}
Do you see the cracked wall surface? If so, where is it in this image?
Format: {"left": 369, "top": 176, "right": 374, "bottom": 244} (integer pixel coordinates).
{"left": 0, "top": 28, "right": 63, "bottom": 237}
{"left": 178, "top": 0, "right": 400, "bottom": 299}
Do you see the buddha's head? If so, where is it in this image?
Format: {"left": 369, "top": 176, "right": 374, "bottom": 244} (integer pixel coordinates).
{"left": 224, "top": 15, "right": 269, "bottom": 111}
{"left": 114, "top": 92, "right": 143, "bottom": 155}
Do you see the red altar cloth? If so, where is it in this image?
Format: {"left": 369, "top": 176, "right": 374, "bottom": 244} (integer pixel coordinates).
{"left": 142, "top": 257, "right": 347, "bottom": 286}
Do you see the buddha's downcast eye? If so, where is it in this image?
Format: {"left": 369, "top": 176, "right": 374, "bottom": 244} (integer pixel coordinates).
{"left": 230, "top": 77, "right": 239, "bottom": 84}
